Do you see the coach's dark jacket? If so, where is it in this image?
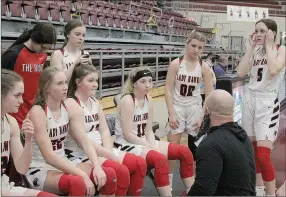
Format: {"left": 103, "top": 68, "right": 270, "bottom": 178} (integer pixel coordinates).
{"left": 188, "top": 122, "right": 256, "bottom": 196}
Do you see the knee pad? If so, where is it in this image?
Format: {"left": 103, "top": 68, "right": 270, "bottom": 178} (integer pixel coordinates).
{"left": 99, "top": 166, "right": 117, "bottom": 195}
{"left": 123, "top": 153, "right": 147, "bottom": 177}
{"left": 146, "top": 150, "right": 169, "bottom": 187}
{"left": 37, "top": 191, "right": 57, "bottom": 196}
{"left": 102, "top": 159, "right": 130, "bottom": 189}
{"left": 168, "top": 143, "right": 194, "bottom": 178}
{"left": 252, "top": 141, "right": 262, "bottom": 174}
{"left": 256, "top": 147, "right": 275, "bottom": 182}
{"left": 58, "top": 174, "right": 86, "bottom": 196}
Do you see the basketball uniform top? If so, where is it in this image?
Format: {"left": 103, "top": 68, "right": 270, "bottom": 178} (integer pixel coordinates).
{"left": 59, "top": 48, "right": 88, "bottom": 73}
{"left": 31, "top": 102, "right": 69, "bottom": 168}
{"left": 172, "top": 57, "right": 203, "bottom": 105}
{"left": 1, "top": 44, "right": 47, "bottom": 128}
{"left": 65, "top": 96, "right": 102, "bottom": 155}
{"left": 248, "top": 46, "right": 283, "bottom": 97}
{"left": 1, "top": 115, "right": 11, "bottom": 176}
{"left": 115, "top": 94, "right": 149, "bottom": 145}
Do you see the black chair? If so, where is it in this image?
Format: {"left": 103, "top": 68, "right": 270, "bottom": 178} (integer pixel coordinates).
{"left": 215, "top": 75, "right": 233, "bottom": 95}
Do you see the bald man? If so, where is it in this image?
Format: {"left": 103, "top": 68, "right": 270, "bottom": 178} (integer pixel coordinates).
{"left": 188, "top": 90, "right": 256, "bottom": 196}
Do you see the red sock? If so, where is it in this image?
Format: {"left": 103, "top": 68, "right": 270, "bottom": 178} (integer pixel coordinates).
{"left": 37, "top": 191, "right": 57, "bottom": 196}
{"left": 122, "top": 153, "right": 147, "bottom": 196}
{"left": 58, "top": 174, "right": 86, "bottom": 196}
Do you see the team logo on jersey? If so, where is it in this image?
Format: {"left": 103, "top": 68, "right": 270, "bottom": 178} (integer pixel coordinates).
{"left": 33, "top": 178, "right": 40, "bottom": 187}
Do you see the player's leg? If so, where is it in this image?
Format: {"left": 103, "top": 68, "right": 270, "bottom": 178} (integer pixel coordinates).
{"left": 166, "top": 104, "right": 185, "bottom": 189}
{"left": 157, "top": 140, "right": 194, "bottom": 194}
{"left": 26, "top": 168, "right": 86, "bottom": 196}
{"left": 113, "top": 149, "right": 147, "bottom": 196}
{"left": 255, "top": 97, "right": 280, "bottom": 196}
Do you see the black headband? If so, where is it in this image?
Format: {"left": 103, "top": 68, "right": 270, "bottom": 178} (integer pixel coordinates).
{"left": 132, "top": 70, "right": 153, "bottom": 83}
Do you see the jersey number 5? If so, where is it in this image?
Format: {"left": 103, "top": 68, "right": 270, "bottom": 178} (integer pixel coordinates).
{"left": 180, "top": 84, "right": 195, "bottom": 96}
{"left": 257, "top": 68, "right": 263, "bottom": 81}
{"left": 137, "top": 123, "right": 146, "bottom": 137}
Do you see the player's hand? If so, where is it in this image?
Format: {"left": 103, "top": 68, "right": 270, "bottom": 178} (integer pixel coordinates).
{"left": 248, "top": 32, "right": 257, "bottom": 49}
{"left": 92, "top": 166, "right": 107, "bottom": 190}
{"left": 21, "top": 114, "right": 34, "bottom": 142}
{"left": 265, "top": 29, "right": 275, "bottom": 48}
{"left": 74, "top": 55, "right": 91, "bottom": 66}
{"left": 82, "top": 175, "right": 95, "bottom": 196}
{"left": 168, "top": 113, "right": 179, "bottom": 129}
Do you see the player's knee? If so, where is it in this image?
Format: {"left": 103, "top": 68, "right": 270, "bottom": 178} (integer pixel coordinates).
{"left": 178, "top": 144, "right": 194, "bottom": 178}
{"left": 256, "top": 147, "right": 275, "bottom": 181}
{"left": 135, "top": 155, "right": 147, "bottom": 177}
{"left": 58, "top": 174, "right": 86, "bottom": 196}
{"left": 116, "top": 163, "right": 130, "bottom": 189}
{"left": 99, "top": 167, "right": 117, "bottom": 195}
{"left": 146, "top": 150, "right": 169, "bottom": 187}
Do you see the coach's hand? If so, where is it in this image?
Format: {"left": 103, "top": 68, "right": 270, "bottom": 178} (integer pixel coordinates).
{"left": 93, "top": 166, "right": 107, "bottom": 190}
{"left": 169, "top": 114, "right": 179, "bottom": 129}
{"left": 82, "top": 175, "right": 95, "bottom": 196}
{"left": 21, "top": 114, "right": 34, "bottom": 142}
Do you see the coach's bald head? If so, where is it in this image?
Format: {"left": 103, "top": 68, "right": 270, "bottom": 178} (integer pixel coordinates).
{"left": 205, "top": 89, "right": 234, "bottom": 126}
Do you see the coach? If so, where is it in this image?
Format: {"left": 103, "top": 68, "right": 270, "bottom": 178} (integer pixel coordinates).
{"left": 188, "top": 90, "right": 256, "bottom": 196}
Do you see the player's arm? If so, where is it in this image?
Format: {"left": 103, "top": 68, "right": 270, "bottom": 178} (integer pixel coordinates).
{"left": 97, "top": 100, "right": 113, "bottom": 152}
{"left": 50, "top": 50, "right": 64, "bottom": 69}
{"left": 65, "top": 98, "right": 102, "bottom": 169}
{"left": 266, "top": 45, "right": 285, "bottom": 76}
{"left": 202, "top": 62, "right": 213, "bottom": 97}
{"left": 165, "top": 59, "right": 180, "bottom": 116}
{"left": 145, "top": 95, "right": 157, "bottom": 145}
{"left": 120, "top": 95, "right": 152, "bottom": 147}
{"left": 1, "top": 50, "right": 17, "bottom": 70}
{"left": 9, "top": 115, "right": 31, "bottom": 174}
{"left": 29, "top": 105, "right": 87, "bottom": 178}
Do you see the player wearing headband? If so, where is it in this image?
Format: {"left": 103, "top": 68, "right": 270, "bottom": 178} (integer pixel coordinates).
{"left": 114, "top": 66, "right": 195, "bottom": 196}
{"left": 65, "top": 63, "right": 147, "bottom": 196}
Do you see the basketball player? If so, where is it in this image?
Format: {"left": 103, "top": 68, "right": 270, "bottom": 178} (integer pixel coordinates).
{"left": 66, "top": 63, "right": 147, "bottom": 196}
{"left": 1, "top": 22, "right": 57, "bottom": 128}
{"left": 165, "top": 31, "right": 213, "bottom": 187}
{"left": 114, "top": 66, "right": 195, "bottom": 196}
{"left": 1, "top": 69, "right": 56, "bottom": 196}
{"left": 50, "top": 19, "right": 91, "bottom": 82}
{"left": 237, "top": 19, "right": 285, "bottom": 196}
{"left": 26, "top": 67, "right": 117, "bottom": 196}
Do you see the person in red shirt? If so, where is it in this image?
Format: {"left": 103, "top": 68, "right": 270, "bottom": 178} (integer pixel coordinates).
{"left": 1, "top": 22, "right": 57, "bottom": 128}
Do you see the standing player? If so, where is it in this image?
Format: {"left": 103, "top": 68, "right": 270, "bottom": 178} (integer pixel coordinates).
{"left": 237, "top": 19, "right": 285, "bottom": 196}
{"left": 50, "top": 19, "right": 91, "bottom": 82}
{"left": 26, "top": 67, "right": 117, "bottom": 196}
{"left": 66, "top": 63, "right": 147, "bottom": 196}
{"left": 114, "top": 66, "right": 195, "bottom": 196}
{"left": 1, "top": 69, "right": 57, "bottom": 196}
{"left": 1, "top": 22, "right": 57, "bottom": 128}
{"left": 164, "top": 31, "right": 213, "bottom": 187}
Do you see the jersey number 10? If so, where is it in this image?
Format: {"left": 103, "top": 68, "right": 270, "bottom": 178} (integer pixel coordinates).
{"left": 180, "top": 84, "right": 195, "bottom": 96}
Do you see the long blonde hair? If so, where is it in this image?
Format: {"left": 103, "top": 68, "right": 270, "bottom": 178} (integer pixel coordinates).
{"left": 122, "top": 66, "right": 153, "bottom": 95}
{"left": 34, "top": 67, "right": 64, "bottom": 106}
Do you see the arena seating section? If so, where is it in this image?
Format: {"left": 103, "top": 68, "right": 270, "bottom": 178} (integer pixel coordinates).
{"left": 1, "top": 0, "right": 240, "bottom": 99}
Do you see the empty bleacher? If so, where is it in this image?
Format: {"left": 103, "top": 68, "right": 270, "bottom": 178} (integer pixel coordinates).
{"left": 1, "top": 0, "right": 239, "bottom": 107}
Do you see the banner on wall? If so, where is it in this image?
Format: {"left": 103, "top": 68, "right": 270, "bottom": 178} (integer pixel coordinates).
{"left": 227, "top": 5, "right": 268, "bottom": 22}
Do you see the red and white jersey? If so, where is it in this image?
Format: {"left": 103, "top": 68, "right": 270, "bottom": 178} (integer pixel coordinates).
{"left": 31, "top": 102, "right": 69, "bottom": 168}
{"left": 65, "top": 96, "right": 102, "bottom": 155}
{"left": 61, "top": 48, "right": 89, "bottom": 74}
{"left": 248, "top": 46, "right": 284, "bottom": 97}
{"left": 1, "top": 115, "right": 11, "bottom": 176}
{"left": 172, "top": 57, "right": 203, "bottom": 105}
{"left": 115, "top": 94, "right": 149, "bottom": 145}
